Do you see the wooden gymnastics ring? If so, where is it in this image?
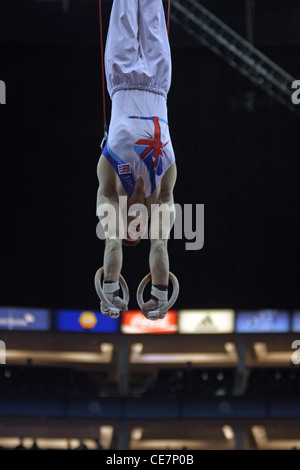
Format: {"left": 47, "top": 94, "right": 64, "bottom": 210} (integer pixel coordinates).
{"left": 94, "top": 267, "right": 129, "bottom": 316}
{"left": 136, "top": 272, "right": 179, "bottom": 321}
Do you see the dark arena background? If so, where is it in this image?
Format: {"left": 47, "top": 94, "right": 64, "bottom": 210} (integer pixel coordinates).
{"left": 0, "top": 0, "right": 300, "bottom": 452}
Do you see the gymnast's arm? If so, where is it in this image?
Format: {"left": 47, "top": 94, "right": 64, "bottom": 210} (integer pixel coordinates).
{"left": 97, "top": 155, "right": 123, "bottom": 283}
{"left": 142, "top": 163, "right": 177, "bottom": 313}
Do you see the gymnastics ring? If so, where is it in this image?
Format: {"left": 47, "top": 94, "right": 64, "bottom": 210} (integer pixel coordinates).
{"left": 136, "top": 272, "right": 179, "bottom": 321}
{"left": 94, "top": 267, "right": 130, "bottom": 317}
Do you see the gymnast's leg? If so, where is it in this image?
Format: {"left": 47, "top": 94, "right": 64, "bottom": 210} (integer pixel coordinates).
{"left": 138, "top": 0, "right": 172, "bottom": 97}
{"left": 105, "top": 0, "right": 171, "bottom": 99}
{"left": 105, "top": 0, "right": 141, "bottom": 98}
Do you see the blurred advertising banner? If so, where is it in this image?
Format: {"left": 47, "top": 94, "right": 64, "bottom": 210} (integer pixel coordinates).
{"left": 121, "top": 311, "right": 178, "bottom": 334}
{"left": 0, "top": 308, "right": 50, "bottom": 331}
{"left": 56, "top": 311, "right": 120, "bottom": 333}
{"left": 236, "top": 310, "right": 290, "bottom": 333}
{"left": 292, "top": 311, "right": 300, "bottom": 332}
{"left": 178, "top": 310, "right": 235, "bottom": 334}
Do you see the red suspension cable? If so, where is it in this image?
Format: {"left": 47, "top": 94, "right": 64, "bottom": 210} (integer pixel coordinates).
{"left": 98, "top": 0, "right": 108, "bottom": 150}
{"left": 167, "top": 0, "right": 172, "bottom": 37}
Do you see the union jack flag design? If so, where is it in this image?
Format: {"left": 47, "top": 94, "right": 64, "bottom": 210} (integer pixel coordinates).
{"left": 129, "top": 116, "right": 169, "bottom": 177}
{"left": 118, "top": 163, "right": 131, "bottom": 175}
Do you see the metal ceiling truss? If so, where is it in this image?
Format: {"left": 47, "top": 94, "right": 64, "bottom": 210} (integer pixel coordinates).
{"left": 170, "top": 0, "right": 299, "bottom": 116}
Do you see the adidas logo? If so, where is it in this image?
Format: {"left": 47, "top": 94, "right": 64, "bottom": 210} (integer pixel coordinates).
{"left": 196, "top": 315, "right": 218, "bottom": 332}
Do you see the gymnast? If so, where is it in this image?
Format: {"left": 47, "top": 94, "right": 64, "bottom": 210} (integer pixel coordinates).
{"left": 97, "top": 0, "right": 177, "bottom": 320}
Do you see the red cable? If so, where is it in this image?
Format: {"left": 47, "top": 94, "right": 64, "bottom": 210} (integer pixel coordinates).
{"left": 167, "top": 0, "right": 171, "bottom": 37}
{"left": 99, "top": 0, "right": 107, "bottom": 137}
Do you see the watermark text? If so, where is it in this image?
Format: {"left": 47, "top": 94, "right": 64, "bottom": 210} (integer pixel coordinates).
{"left": 0, "top": 81, "right": 6, "bottom": 104}
{"left": 291, "top": 80, "right": 300, "bottom": 105}
{"left": 96, "top": 198, "right": 204, "bottom": 251}
{"left": 291, "top": 340, "right": 300, "bottom": 365}
{"left": 0, "top": 340, "right": 6, "bottom": 364}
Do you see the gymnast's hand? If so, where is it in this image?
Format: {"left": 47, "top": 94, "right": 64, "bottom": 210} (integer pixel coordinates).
{"left": 101, "top": 295, "right": 128, "bottom": 319}
{"left": 141, "top": 298, "right": 167, "bottom": 321}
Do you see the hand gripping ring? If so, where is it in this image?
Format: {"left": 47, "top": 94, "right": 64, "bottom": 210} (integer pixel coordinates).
{"left": 94, "top": 267, "right": 130, "bottom": 313}
{"left": 136, "top": 272, "right": 179, "bottom": 320}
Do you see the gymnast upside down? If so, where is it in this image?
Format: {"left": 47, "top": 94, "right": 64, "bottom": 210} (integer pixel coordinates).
{"left": 96, "top": 0, "right": 177, "bottom": 320}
